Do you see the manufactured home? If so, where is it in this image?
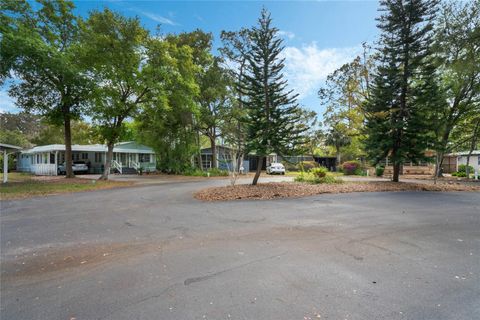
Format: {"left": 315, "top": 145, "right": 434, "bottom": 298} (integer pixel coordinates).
{"left": 16, "top": 141, "right": 156, "bottom": 176}
{"left": 445, "top": 150, "right": 480, "bottom": 174}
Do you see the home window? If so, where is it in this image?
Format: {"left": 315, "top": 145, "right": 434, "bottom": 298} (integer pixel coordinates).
{"left": 95, "top": 152, "right": 104, "bottom": 163}
{"left": 81, "top": 152, "right": 88, "bottom": 160}
{"left": 139, "top": 154, "right": 150, "bottom": 162}
{"left": 50, "top": 153, "right": 55, "bottom": 164}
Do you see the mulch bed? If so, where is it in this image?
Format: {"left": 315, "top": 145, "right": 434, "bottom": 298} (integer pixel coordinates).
{"left": 194, "top": 181, "right": 480, "bottom": 201}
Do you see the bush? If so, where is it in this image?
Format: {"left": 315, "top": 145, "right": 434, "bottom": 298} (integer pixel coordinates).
{"left": 294, "top": 172, "right": 342, "bottom": 184}
{"left": 375, "top": 166, "right": 385, "bottom": 177}
{"left": 208, "top": 168, "right": 229, "bottom": 176}
{"left": 298, "top": 161, "right": 317, "bottom": 171}
{"left": 294, "top": 172, "right": 307, "bottom": 182}
{"left": 457, "top": 164, "right": 474, "bottom": 173}
{"left": 341, "top": 160, "right": 362, "bottom": 175}
{"left": 282, "top": 161, "right": 299, "bottom": 171}
{"left": 452, "top": 171, "right": 467, "bottom": 177}
{"left": 310, "top": 166, "right": 328, "bottom": 178}
{"left": 313, "top": 175, "right": 342, "bottom": 184}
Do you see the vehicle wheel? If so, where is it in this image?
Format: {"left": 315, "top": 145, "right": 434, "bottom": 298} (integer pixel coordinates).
{"left": 282, "top": 172, "right": 285, "bottom": 175}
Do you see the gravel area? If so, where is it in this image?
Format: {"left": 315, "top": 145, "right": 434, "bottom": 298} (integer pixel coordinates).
{"left": 194, "top": 181, "right": 480, "bottom": 201}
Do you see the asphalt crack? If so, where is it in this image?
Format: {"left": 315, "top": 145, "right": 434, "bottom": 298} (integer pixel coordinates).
{"left": 184, "top": 251, "right": 288, "bottom": 286}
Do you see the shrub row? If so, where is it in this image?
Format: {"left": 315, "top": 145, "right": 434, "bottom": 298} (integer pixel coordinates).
{"left": 294, "top": 167, "right": 343, "bottom": 184}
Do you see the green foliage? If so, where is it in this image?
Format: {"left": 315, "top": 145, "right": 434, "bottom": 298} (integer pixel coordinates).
{"left": 135, "top": 30, "right": 203, "bottom": 174}
{"left": 310, "top": 166, "right": 328, "bottom": 178}
{"left": 364, "top": 0, "right": 439, "bottom": 181}
{"left": 0, "top": 112, "right": 100, "bottom": 146}
{"left": 81, "top": 8, "right": 149, "bottom": 149}
{"left": 450, "top": 164, "right": 475, "bottom": 177}
{"left": 430, "top": 1, "right": 480, "bottom": 177}
{"left": 452, "top": 171, "right": 467, "bottom": 177}
{"left": 375, "top": 166, "right": 385, "bottom": 177}
{"left": 294, "top": 172, "right": 342, "bottom": 184}
{"left": 239, "top": 9, "right": 307, "bottom": 184}
{"left": 457, "top": 164, "right": 474, "bottom": 174}
{"left": 196, "top": 57, "right": 234, "bottom": 168}
{"left": 298, "top": 161, "right": 317, "bottom": 172}
{"left": 325, "top": 123, "right": 351, "bottom": 164}
{"left": 0, "top": 129, "right": 29, "bottom": 147}
{"left": 341, "top": 160, "right": 362, "bottom": 175}
{"left": 0, "top": 154, "right": 16, "bottom": 171}
{"left": 282, "top": 161, "right": 299, "bottom": 171}
{"left": 1, "top": 0, "right": 93, "bottom": 177}
{"left": 319, "top": 44, "right": 373, "bottom": 161}
{"left": 31, "top": 121, "right": 102, "bottom": 145}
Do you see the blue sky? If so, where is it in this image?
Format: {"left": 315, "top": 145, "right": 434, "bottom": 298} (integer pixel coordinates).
{"left": 1, "top": 0, "right": 380, "bottom": 117}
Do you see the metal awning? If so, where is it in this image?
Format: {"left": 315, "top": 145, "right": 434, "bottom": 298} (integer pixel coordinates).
{"left": 1, "top": 143, "right": 23, "bottom": 183}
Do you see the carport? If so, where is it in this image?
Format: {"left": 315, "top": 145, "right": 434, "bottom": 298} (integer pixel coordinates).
{"left": 1, "top": 143, "right": 22, "bottom": 183}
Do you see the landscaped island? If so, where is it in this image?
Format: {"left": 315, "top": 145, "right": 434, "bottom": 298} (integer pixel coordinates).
{"left": 195, "top": 181, "right": 480, "bottom": 201}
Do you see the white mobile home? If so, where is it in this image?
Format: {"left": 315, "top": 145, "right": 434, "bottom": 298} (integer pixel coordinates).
{"left": 17, "top": 141, "right": 156, "bottom": 176}
{"left": 452, "top": 150, "right": 480, "bottom": 173}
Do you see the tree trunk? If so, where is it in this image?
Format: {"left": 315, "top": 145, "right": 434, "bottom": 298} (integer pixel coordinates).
{"left": 63, "top": 110, "right": 74, "bottom": 178}
{"left": 336, "top": 147, "right": 341, "bottom": 172}
{"left": 196, "top": 131, "right": 202, "bottom": 169}
{"left": 433, "top": 151, "right": 444, "bottom": 185}
{"left": 252, "top": 156, "right": 264, "bottom": 185}
{"left": 100, "top": 142, "right": 114, "bottom": 180}
{"left": 210, "top": 135, "right": 217, "bottom": 169}
{"left": 238, "top": 153, "right": 244, "bottom": 173}
{"left": 392, "top": 162, "right": 401, "bottom": 182}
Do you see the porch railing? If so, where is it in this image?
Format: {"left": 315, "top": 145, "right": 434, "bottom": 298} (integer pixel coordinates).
{"left": 111, "top": 160, "right": 122, "bottom": 174}
{"left": 131, "top": 161, "right": 140, "bottom": 170}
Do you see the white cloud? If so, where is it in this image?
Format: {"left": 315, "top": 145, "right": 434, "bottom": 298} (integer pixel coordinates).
{"left": 135, "top": 10, "right": 178, "bottom": 26}
{"left": 0, "top": 89, "right": 18, "bottom": 113}
{"left": 282, "top": 43, "right": 361, "bottom": 99}
{"left": 278, "top": 30, "right": 295, "bottom": 40}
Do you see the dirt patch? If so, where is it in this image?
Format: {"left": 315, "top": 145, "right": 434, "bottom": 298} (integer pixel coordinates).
{"left": 194, "top": 181, "right": 480, "bottom": 201}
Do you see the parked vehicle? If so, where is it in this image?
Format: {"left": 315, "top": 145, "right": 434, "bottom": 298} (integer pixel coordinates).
{"left": 58, "top": 161, "right": 89, "bottom": 175}
{"left": 266, "top": 162, "right": 285, "bottom": 175}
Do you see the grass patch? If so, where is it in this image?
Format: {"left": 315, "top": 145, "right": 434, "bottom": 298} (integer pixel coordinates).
{"left": 0, "top": 173, "right": 131, "bottom": 200}
{"left": 0, "top": 172, "right": 34, "bottom": 183}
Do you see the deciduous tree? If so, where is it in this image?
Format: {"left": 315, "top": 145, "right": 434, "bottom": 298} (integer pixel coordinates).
{"left": 431, "top": 0, "right": 480, "bottom": 179}
{"left": 1, "top": 0, "right": 91, "bottom": 178}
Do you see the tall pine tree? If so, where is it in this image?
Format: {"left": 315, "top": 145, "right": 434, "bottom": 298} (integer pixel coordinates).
{"left": 240, "top": 9, "right": 306, "bottom": 185}
{"left": 364, "top": 0, "right": 439, "bottom": 182}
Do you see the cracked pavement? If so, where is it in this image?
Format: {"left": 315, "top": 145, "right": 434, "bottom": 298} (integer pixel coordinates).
{"left": 1, "top": 177, "right": 479, "bottom": 319}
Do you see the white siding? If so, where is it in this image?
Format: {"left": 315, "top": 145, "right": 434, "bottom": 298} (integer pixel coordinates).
{"left": 457, "top": 155, "right": 480, "bottom": 172}
{"left": 32, "top": 164, "right": 57, "bottom": 176}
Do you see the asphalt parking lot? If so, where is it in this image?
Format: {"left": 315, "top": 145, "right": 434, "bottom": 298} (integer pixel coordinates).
{"left": 1, "top": 178, "right": 479, "bottom": 320}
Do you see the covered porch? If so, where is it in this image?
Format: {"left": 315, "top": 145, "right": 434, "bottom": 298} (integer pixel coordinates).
{"left": 17, "top": 142, "right": 157, "bottom": 176}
